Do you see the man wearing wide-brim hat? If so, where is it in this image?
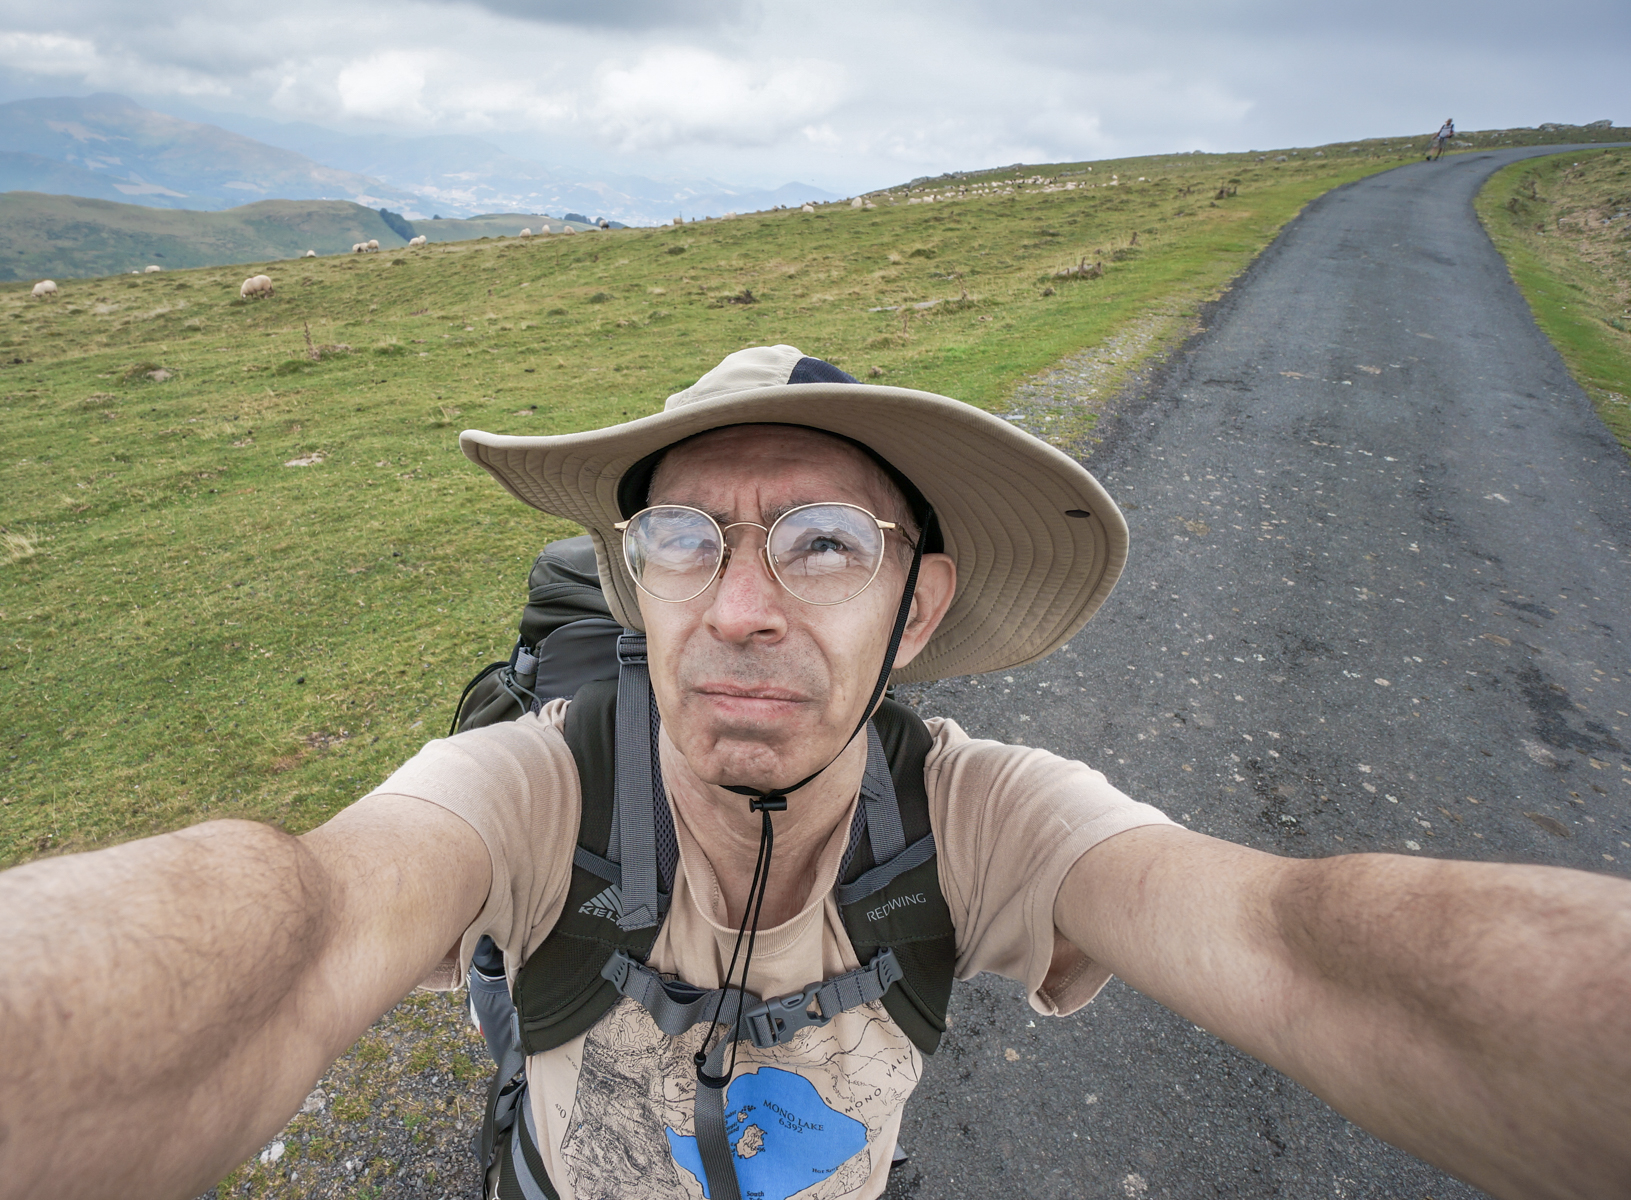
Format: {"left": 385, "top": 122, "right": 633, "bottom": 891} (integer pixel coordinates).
{"left": 1, "top": 345, "right": 1628, "bottom": 1200}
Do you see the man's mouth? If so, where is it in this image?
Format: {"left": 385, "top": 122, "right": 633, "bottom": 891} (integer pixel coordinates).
{"left": 694, "top": 683, "right": 807, "bottom": 704}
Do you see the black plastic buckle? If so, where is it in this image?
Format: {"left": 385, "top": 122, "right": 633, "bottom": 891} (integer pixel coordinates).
{"left": 745, "top": 984, "right": 831, "bottom": 1047}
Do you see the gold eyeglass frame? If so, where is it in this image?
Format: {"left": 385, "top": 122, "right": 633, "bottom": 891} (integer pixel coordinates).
{"left": 614, "top": 502, "right": 901, "bottom": 605}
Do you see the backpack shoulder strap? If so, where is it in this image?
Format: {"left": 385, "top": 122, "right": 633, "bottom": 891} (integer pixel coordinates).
{"left": 837, "top": 698, "right": 957, "bottom": 1055}
{"left": 510, "top": 675, "right": 665, "bottom": 1055}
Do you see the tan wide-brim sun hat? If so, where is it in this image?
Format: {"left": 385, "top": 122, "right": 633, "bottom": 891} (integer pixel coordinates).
{"left": 460, "top": 344, "right": 1128, "bottom": 684}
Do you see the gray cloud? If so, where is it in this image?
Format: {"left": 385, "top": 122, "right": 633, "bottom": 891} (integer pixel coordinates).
{"left": 442, "top": 0, "right": 755, "bottom": 30}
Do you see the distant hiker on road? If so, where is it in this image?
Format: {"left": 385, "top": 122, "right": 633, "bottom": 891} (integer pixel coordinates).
{"left": 3, "top": 344, "right": 1629, "bottom": 1200}
{"left": 1428, "top": 118, "right": 1455, "bottom": 159}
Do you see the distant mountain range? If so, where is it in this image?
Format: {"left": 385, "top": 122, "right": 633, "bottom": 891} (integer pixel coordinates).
{"left": 0, "top": 194, "right": 404, "bottom": 281}
{"left": 0, "top": 95, "right": 423, "bottom": 213}
{"left": 0, "top": 193, "right": 611, "bottom": 282}
{"left": 0, "top": 94, "right": 841, "bottom": 227}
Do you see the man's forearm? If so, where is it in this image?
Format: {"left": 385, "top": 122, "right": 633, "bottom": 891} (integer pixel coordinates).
{"left": 1269, "top": 853, "right": 1631, "bottom": 1200}
{"left": 0, "top": 799, "right": 486, "bottom": 1200}
{"left": 0, "top": 821, "right": 349, "bottom": 1199}
{"left": 1059, "top": 828, "right": 1631, "bottom": 1200}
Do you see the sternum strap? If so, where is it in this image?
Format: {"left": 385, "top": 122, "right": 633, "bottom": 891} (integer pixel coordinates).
{"left": 600, "top": 946, "right": 902, "bottom": 1050}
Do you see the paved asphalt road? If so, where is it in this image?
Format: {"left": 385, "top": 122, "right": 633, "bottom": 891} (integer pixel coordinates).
{"left": 887, "top": 145, "right": 1631, "bottom": 1199}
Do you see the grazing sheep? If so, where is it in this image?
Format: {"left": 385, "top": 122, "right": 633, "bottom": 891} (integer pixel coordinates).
{"left": 800, "top": 203, "right": 815, "bottom": 213}
{"left": 303, "top": 250, "right": 317, "bottom": 257}
{"left": 407, "top": 235, "right": 427, "bottom": 247}
{"left": 144, "top": 264, "right": 162, "bottom": 273}
{"left": 519, "top": 228, "right": 532, "bottom": 238}
{"left": 367, "top": 239, "right": 380, "bottom": 251}
{"left": 31, "top": 279, "right": 58, "bottom": 299}
{"left": 353, "top": 243, "right": 366, "bottom": 253}
{"left": 239, "top": 274, "right": 274, "bottom": 299}
{"left": 850, "top": 197, "right": 863, "bottom": 208}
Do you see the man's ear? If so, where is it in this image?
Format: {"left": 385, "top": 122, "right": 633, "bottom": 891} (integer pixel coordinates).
{"left": 890, "top": 553, "right": 956, "bottom": 671}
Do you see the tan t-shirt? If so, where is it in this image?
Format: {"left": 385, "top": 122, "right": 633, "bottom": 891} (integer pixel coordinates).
{"left": 374, "top": 701, "right": 1172, "bottom": 1200}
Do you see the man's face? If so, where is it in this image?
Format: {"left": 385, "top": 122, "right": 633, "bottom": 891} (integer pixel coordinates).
{"left": 638, "top": 425, "right": 953, "bottom": 792}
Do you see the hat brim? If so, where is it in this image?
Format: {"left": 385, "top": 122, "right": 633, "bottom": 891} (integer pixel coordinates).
{"left": 460, "top": 382, "right": 1127, "bottom": 684}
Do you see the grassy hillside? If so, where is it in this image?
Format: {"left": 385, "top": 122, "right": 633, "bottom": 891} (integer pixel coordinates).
{"left": 0, "top": 134, "right": 1477, "bottom": 865}
{"left": 1476, "top": 148, "right": 1631, "bottom": 452}
{"left": 0, "top": 194, "right": 415, "bottom": 281}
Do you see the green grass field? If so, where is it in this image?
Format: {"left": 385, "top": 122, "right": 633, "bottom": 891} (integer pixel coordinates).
{"left": 0, "top": 134, "right": 1534, "bottom": 866}
{"left": 1476, "top": 148, "right": 1631, "bottom": 452}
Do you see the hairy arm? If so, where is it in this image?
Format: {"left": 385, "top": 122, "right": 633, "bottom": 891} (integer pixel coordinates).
{"left": 1055, "top": 826, "right": 1631, "bottom": 1200}
{"left": 0, "top": 796, "right": 488, "bottom": 1200}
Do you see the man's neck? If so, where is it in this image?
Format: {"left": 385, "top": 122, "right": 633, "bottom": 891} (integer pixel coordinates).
{"left": 657, "top": 728, "right": 869, "bottom": 929}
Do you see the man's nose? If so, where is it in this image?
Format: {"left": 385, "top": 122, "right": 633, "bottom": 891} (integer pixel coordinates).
{"left": 706, "top": 533, "right": 786, "bottom": 642}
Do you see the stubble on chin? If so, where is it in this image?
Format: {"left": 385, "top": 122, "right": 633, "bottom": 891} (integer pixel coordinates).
{"left": 667, "top": 647, "right": 840, "bottom": 783}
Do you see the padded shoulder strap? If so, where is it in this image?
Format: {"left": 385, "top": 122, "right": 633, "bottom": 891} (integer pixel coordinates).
{"left": 839, "top": 699, "right": 957, "bottom": 1055}
{"left": 512, "top": 680, "right": 662, "bottom": 1055}
{"left": 564, "top": 679, "right": 619, "bottom": 854}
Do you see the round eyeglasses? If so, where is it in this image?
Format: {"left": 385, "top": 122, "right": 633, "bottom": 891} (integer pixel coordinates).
{"left": 615, "top": 502, "right": 903, "bottom": 605}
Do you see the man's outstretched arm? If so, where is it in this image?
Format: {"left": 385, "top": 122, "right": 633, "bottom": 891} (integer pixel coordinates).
{"left": 1056, "top": 826, "right": 1631, "bottom": 1200}
{"left": 0, "top": 796, "right": 488, "bottom": 1200}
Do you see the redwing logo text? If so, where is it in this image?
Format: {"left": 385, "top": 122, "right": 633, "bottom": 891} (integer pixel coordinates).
{"left": 866, "top": 893, "right": 927, "bottom": 922}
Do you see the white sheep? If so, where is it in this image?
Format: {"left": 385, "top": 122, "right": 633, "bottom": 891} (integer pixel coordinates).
{"left": 367, "top": 239, "right": 380, "bottom": 251}
{"left": 239, "top": 274, "right": 273, "bottom": 300}
{"left": 353, "top": 243, "right": 366, "bottom": 253}
{"left": 303, "top": 250, "right": 317, "bottom": 258}
{"left": 144, "top": 264, "right": 162, "bottom": 273}
{"left": 800, "top": 203, "right": 815, "bottom": 213}
{"left": 408, "top": 235, "right": 427, "bottom": 248}
{"left": 31, "top": 280, "right": 58, "bottom": 299}
{"left": 519, "top": 228, "right": 532, "bottom": 238}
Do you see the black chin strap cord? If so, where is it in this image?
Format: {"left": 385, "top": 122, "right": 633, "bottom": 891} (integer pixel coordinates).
{"left": 695, "top": 515, "right": 934, "bottom": 1087}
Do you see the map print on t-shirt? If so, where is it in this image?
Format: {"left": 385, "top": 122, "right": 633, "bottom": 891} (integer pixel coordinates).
{"left": 557, "top": 997, "right": 918, "bottom": 1200}
{"left": 664, "top": 1067, "right": 868, "bottom": 1200}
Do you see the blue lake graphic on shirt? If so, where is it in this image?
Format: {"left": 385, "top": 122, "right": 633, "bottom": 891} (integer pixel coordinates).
{"left": 666, "top": 1067, "right": 868, "bottom": 1200}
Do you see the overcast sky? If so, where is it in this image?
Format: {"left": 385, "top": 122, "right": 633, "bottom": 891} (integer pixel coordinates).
{"left": 0, "top": 0, "right": 1624, "bottom": 191}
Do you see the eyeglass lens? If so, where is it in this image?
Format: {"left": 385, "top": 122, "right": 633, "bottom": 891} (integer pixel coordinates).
{"left": 623, "top": 504, "right": 887, "bottom": 604}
